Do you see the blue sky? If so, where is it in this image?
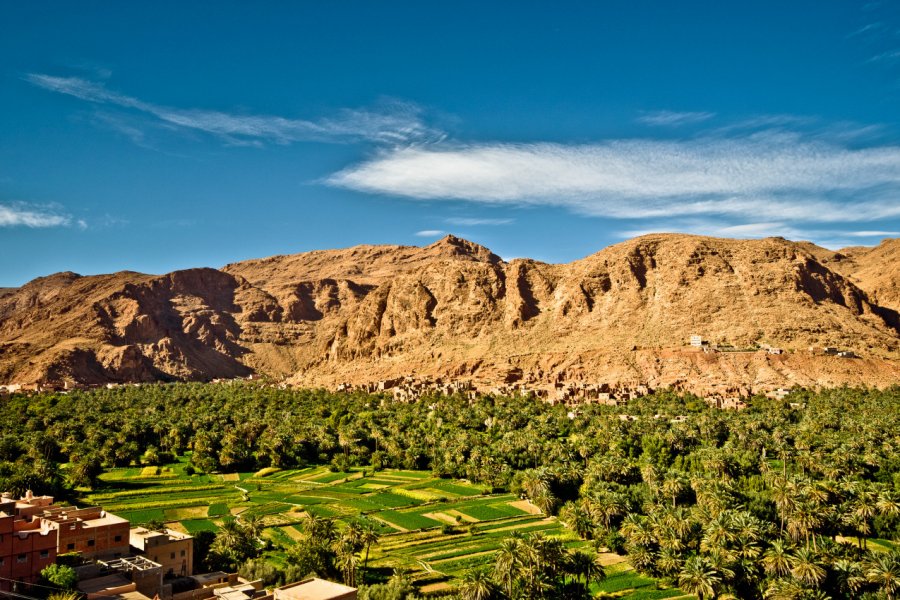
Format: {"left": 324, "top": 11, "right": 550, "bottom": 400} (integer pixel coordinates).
{"left": 2, "top": 1, "right": 900, "bottom": 286}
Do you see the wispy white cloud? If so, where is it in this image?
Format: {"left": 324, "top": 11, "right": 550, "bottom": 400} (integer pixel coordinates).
{"left": 845, "top": 230, "right": 900, "bottom": 237}
{"left": 26, "top": 74, "right": 441, "bottom": 146}
{"left": 867, "top": 49, "right": 900, "bottom": 62}
{"left": 445, "top": 217, "right": 514, "bottom": 226}
{"left": 848, "top": 22, "right": 884, "bottom": 37}
{"left": 619, "top": 221, "right": 807, "bottom": 241}
{"left": 617, "top": 220, "right": 899, "bottom": 247}
{"left": 0, "top": 203, "right": 77, "bottom": 228}
{"left": 414, "top": 229, "right": 445, "bottom": 237}
{"left": 637, "top": 110, "right": 715, "bottom": 126}
{"left": 328, "top": 134, "right": 900, "bottom": 224}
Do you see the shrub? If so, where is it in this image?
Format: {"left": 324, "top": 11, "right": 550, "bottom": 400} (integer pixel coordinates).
{"left": 41, "top": 564, "right": 78, "bottom": 590}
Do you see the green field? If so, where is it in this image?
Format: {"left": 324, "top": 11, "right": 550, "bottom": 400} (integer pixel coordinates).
{"left": 86, "top": 458, "right": 687, "bottom": 597}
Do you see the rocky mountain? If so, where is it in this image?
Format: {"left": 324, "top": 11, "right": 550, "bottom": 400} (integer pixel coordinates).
{"left": 831, "top": 239, "right": 900, "bottom": 313}
{"left": 1, "top": 234, "right": 898, "bottom": 393}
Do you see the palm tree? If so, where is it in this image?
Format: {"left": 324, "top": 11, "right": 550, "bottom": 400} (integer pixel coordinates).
{"left": 47, "top": 593, "right": 81, "bottom": 600}
{"left": 763, "top": 577, "right": 807, "bottom": 599}
{"left": 532, "top": 488, "right": 558, "bottom": 516}
{"left": 590, "top": 492, "right": 624, "bottom": 534}
{"left": 701, "top": 513, "right": 735, "bottom": 554}
{"left": 768, "top": 475, "right": 796, "bottom": 535}
{"left": 761, "top": 540, "right": 793, "bottom": 579}
{"left": 620, "top": 514, "right": 655, "bottom": 547}
{"left": 341, "top": 519, "right": 365, "bottom": 553}
{"left": 559, "top": 500, "right": 594, "bottom": 540}
{"left": 459, "top": 567, "right": 498, "bottom": 600}
{"left": 627, "top": 544, "right": 657, "bottom": 575}
{"left": 660, "top": 474, "right": 685, "bottom": 508}
{"left": 850, "top": 485, "right": 879, "bottom": 551}
{"left": 678, "top": 555, "right": 721, "bottom": 600}
{"left": 589, "top": 552, "right": 608, "bottom": 587}
{"left": 832, "top": 558, "right": 866, "bottom": 597}
{"left": 877, "top": 491, "right": 900, "bottom": 519}
{"left": 359, "top": 519, "right": 380, "bottom": 571}
{"left": 240, "top": 513, "right": 263, "bottom": 540}
{"left": 334, "top": 538, "right": 359, "bottom": 587}
{"left": 493, "top": 536, "right": 522, "bottom": 598}
{"left": 786, "top": 501, "right": 822, "bottom": 549}
{"left": 212, "top": 518, "right": 254, "bottom": 563}
{"left": 656, "top": 547, "right": 683, "bottom": 577}
{"left": 788, "top": 547, "right": 826, "bottom": 587}
{"left": 303, "top": 513, "right": 337, "bottom": 544}
{"left": 866, "top": 550, "right": 900, "bottom": 600}
{"left": 521, "top": 469, "right": 551, "bottom": 502}
{"left": 565, "top": 549, "right": 604, "bottom": 586}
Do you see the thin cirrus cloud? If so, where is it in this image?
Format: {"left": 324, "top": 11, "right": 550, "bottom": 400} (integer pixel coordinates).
{"left": 414, "top": 229, "right": 445, "bottom": 237}
{"left": 845, "top": 230, "right": 900, "bottom": 237}
{"left": 636, "top": 110, "right": 716, "bottom": 126}
{"left": 25, "top": 74, "right": 441, "bottom": 146}
{"left": 867, "top": 49, "right": 900, "bottom": 63}
{"left": 0, "top": 203, "right": 81, "bottom": 228}
{"left": 327, "top": 133, "right": 900, "bottom": 225}
{"left": 445, "top": 217, "right": 514, "bottom": 226}
{"left": 619, "top": 220, "right": 899, "bottom": 249}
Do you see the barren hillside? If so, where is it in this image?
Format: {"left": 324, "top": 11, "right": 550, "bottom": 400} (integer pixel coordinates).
{"left": 1, "top": 234, "right": 898, "bottom": 392}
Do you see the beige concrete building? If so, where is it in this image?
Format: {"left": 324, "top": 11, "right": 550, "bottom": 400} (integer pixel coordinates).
{"left": 41, "top": 505, "right": 131, "bottom": 559}
{"left": 0, "top": 495, "right": 57, "bottom": 589}
{"left": 274, "top": 578, "right": 357, "bottom": 600}
{"left": 1, "top": 491, "right": 132, "bottom": 589}
{"left": 130, "top": 528, "right": 194, "bottom": 577}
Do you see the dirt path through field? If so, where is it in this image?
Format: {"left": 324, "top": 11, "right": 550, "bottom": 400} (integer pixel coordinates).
{"left": 508, "top": 499, "right": 542, "bottom": 515}
{"left": 484, "top": 517, "right": 555, "bottom": 533}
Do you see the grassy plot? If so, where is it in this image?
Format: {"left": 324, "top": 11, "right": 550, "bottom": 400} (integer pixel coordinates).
{"left": 377, "top": 510, "right": 444, "bottom": 531}
{"left": 367, "top": 514, "right": 568, "bottom": 580}
{"left": 181, "top": 519, "right": 220, "bottom": 534}
{"left": 592, "top": 561, "right": 692, "bottom": 599}
{"left": 86, "top": 462, "right": 684, "bottom": 595}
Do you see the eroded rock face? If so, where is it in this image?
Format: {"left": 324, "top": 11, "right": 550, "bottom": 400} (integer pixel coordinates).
{"left": 0, "top": 234, "right": 898, "bottom": 390}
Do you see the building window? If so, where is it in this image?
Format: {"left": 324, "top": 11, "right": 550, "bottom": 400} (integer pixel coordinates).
{"left": 17, "top": 554, "right": 26, "bottom": 563}
{"left": 170, "top": 552, "right": 175, "bottom": 559}
{"left": 0, "top": 558, "right": 5, "bottom": 566}
{"left": 180, "top": 550, "right": 185, "bottom": 557}
{"left": 87, "top": 539, "right": 95, "bottom": 547}
{"left": 40, "top": 550, "right": 49, "bottom": 559}
{"left": 114, "top": 535, "right": 122, "bottom": 542}
{"left": 67, "top": 543, "right": 75, "bottom": 551}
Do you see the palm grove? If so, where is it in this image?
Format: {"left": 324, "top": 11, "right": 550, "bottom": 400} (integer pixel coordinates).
{"left": 1, "top": 383, "right": 899, "bottom": 599}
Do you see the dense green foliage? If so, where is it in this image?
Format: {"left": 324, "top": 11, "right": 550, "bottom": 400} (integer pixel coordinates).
{"left": 2, "top": 383, "right": 900, "bottom": 598}
{"left": 39, "top": 564, "right": 77, "bottom": 590}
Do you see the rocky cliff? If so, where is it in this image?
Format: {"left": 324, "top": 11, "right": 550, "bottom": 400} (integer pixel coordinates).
{"left": 1, "top": 234, "right": 898, "bottom": 392}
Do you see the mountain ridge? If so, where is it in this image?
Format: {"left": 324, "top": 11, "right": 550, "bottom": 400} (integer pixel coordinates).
{"left": 1, "top": 234, "right": 898, "bottom": 393}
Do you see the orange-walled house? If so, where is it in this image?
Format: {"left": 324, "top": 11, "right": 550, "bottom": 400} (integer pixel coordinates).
{"left": 40, "top": 506, "right": 131, "bottom": 559}
{"left": 0, "top": 491, "right": 132, "bottom": 590}
{"left": 130, "top": 528, "right": 194, "bottom": 577}
{"left": 0, "top": 497, "right": 58, "bottom": 590}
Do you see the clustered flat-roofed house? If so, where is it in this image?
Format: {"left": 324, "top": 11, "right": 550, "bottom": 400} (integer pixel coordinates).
{"left": 1, "top": 490, "right": 130, "bottom": 590}
{"left": 130, "top": 527, "right": 194, "bottom": 578}
{"left": 0, "top": 493, "right": 57, "bottom": 588}
{"left": 2, "top": 491, "right": 356, "bottom": 600}
{"left": 272, "top": 578, "right": 358, "bottom": 600}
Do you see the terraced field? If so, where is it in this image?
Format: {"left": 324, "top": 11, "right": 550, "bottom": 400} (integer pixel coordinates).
{"left": 85, "top": 457, "right": 692, "bottom": 597}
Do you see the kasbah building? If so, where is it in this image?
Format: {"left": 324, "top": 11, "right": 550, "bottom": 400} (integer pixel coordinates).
{"left": 1, "top": 491, "right": 357, "bottom": 600}
{"left": 1, "top": 490, "right": 131, "bottom": 589}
